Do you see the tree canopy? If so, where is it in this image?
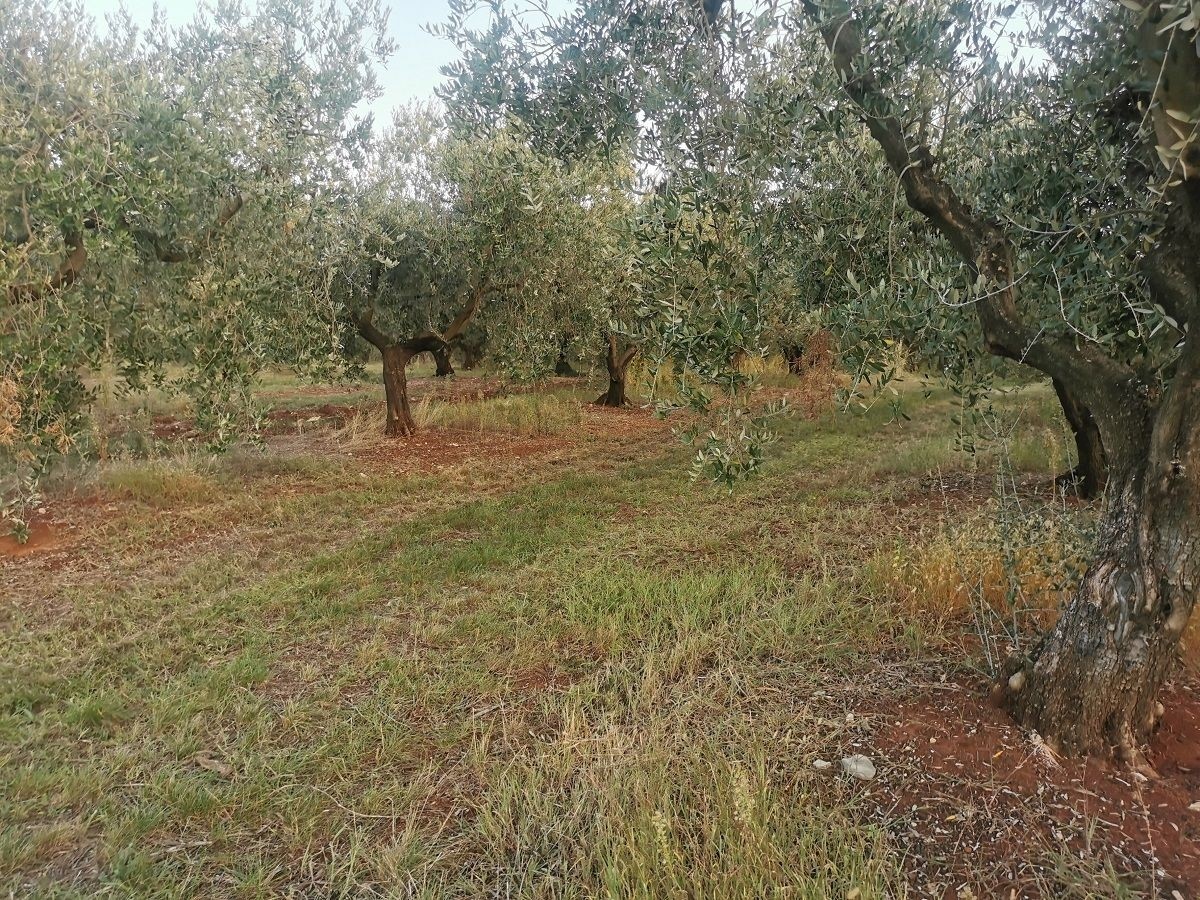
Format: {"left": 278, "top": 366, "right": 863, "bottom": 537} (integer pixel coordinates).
{"left": 1, "top": 0, "right": 391, "bottom": 521}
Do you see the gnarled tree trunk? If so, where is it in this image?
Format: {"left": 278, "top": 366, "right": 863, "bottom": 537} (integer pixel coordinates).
{"left": 595, "top": 334, "right": 637, "bottom": 407}
{"left": 433, "top": 344, "right": 455, "bottom": 378}
{"left": 1053, "top": 378, "right": 1107, "bottom": 500}
{"left": 1005, "top": 352, "right": 1199, "bottom": 760}
{"left": 381, "top": 345, "right": 416, "bottom": 436}
{"left": 803, "top": 0, "right": 1200, "bottom": 759}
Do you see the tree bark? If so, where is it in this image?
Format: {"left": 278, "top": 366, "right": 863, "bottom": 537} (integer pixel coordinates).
{"left": 595, "top": 335, "right": 637, "bottom": 407}
{"left": 1053, "top": 378, "right": 1108, "bottom": 500}
{"left": 433, "top": 344, "right": 455, "bottom": 377}
{"left": 381, "top": 345, "right": 416, "bottom": 436}
{"left": 1004, "top": 349, "right": 1199, "bottom": 761}
{"left": 801, "top": 0, "right": 1200, "bottom": 758}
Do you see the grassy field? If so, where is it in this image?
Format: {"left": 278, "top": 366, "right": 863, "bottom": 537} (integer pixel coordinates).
{"left": 2, "top": 367, "right": 1195, "bottom": 898}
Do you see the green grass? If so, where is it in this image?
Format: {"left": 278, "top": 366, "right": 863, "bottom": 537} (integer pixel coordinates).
{"left": 0, "top": 377, "right": 1120, "bottom": 898}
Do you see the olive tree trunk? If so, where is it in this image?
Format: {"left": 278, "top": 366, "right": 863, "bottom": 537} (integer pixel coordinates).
{"left": 433, "top": 345, "right": 455, "bottom": 378}
{"left": 1005, "top": 359, "right": 1199, "bottom": 760}
{"left": 381, "top": 345, "right": 416, "bottom": 436}
{"left": 595, "top": 335, "right": 637, "bottom": 407}
{"left": 1053, "top": 378, "right": 1107, "bottom": 500}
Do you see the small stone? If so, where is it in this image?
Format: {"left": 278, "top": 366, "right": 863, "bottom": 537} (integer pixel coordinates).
{"left": 812, "top": 759, "right": 833, "bottom": 771}
{"left": 846, "top": 889, "right": 862, "bottom": 900}
{"left": 841, "top": 754, "right": 876, "bottom": 780}
{"left": 1188, "top": 801, "right": 1200, "bottom": 812}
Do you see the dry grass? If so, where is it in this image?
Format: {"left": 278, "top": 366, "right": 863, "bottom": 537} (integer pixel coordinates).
{"left": 332, "top": 406, "right": 391, "bottom": 452}
{"left": 6, "top": 374, "right": 1175, "bottom": 899}
{"left": 412, "top": 392, "right": 583, "bottom": 435}
{"left": 93, "top": 456, "right": 223, "bottom": 507}
{"left": 866, "top": 492, "right": 1096, "bottom": 671}
{"left": 629, "top": 344, "right": 840, "bottom": 418}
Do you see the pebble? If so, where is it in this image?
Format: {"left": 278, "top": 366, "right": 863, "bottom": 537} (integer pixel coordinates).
{"left": 841, "top": 754, "right": 876, "bottom": 780}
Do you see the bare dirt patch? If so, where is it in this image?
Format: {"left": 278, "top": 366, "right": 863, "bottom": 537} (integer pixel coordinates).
{"left": 349, "top": 428, "right": 574, "bottom": 477}
{"left": 0, "top": 518, "right": 65, "bottom": 559}
{"left": 862, "top": 676, "right": 1200, "bottom": 897}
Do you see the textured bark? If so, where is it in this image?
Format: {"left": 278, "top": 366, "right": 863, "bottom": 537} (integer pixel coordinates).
{"left": 802, "top": 0, "right": 1200, "bottom": 758}
{"left": 381, "top": 346, "right": 416, "bottom": 436}
{"left": 595, "top": 335, "right": 636, "bottom": 407}
{"left": 1005, "top": 351, "right": 1199, "bottom": 760}
{"left": 1053, "top": 378, "right": 1108, "bottom": 500}
{"left": 595, "top": 375, "right": 628, "bottom": 407}
{"left": 433, "top": 345, "right": 455, "bottom": 377}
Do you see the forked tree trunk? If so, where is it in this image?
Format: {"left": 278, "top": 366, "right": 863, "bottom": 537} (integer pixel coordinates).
{"left": 595, "top": 335, "right": 637, "bottom": 407}
{"left": 381, "top": 346, "right": 416, "bottom": 436}
{"left": 1003, "top": 373, "right": 1199, "bottom": 761}
{"left": 1053, "top": 378, "right": 1107, "bottom": 500}
{"left": 433, "top": 345, "right": 455, "bottom": 378}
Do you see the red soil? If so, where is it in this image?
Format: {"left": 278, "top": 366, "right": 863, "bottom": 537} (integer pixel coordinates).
{"left": 0, "top": 518, "right": 63, "bottom": 559}
{"left": 865, "top": 677, "right": 1200, "bottom": 897}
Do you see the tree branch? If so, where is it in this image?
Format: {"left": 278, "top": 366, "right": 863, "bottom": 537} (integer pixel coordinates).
{"left": 800, "top": 0, "right": 1150, "bottom": 467}
{"left": 130, "top": 194, "right": 246, "bottom": 264}
{"left": 5, "top": 230, "right": 87, "bottom": 305}
{"left": 441, "top": 285, "right": 485, "bottom": 343}
{"left": 354, "top": 263, "right": 394, "bottom": 352}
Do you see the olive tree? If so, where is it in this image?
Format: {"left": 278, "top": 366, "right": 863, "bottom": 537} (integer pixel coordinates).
{"left": 329, "top": 109, "right": 637, "bottom": 435}
{"left": 1, "top": 0, "right": 389, "bottom": 531}
{"left": 789, "top": 0, "right": 1199, "bottom": 760}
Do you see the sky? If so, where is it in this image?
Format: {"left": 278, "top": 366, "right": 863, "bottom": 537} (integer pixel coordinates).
{"left": 80, "top": 0, "right": 575, "bottom": 128}
{"left": 78, "top": 0, "right": 1048, "bottom": 130}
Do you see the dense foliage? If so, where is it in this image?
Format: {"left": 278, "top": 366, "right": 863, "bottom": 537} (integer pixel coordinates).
{"left": 1, "top": 0, "right": 390, "bottom": 525}
{"left": 4, "top": 0, "right": 1198, "bottom": 759}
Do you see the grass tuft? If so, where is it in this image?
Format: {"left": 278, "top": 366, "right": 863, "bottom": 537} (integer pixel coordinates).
{"left": 413, "top": 392, "right": 583, "bottom": 435}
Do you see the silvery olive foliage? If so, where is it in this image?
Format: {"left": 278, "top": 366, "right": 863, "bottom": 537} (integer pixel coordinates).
{"left": 440, "top": 0, "right": 1194, "bottom": 478}
{"left": 783, "top": 0, "right": 1181, "bottom": 395}
{"left": 439, "top": 0, "right": 808, "bottom": 481}
{"left": 325, "top": 105, "right": 638, "bottom": 386}
{"left": 1, "top": 0, "right": 390, "bottom": 531}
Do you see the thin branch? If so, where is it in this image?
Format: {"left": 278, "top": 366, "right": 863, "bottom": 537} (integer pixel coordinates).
{"left": 129, "top": 194, "right": 246, "bottom": 264}
{"left": 5, "top": 230, "right": 87, "bottom": 305}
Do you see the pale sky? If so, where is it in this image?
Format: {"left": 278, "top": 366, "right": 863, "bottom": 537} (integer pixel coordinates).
{"left": 81, "top": 0, "right": 577, "bottom": 128}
